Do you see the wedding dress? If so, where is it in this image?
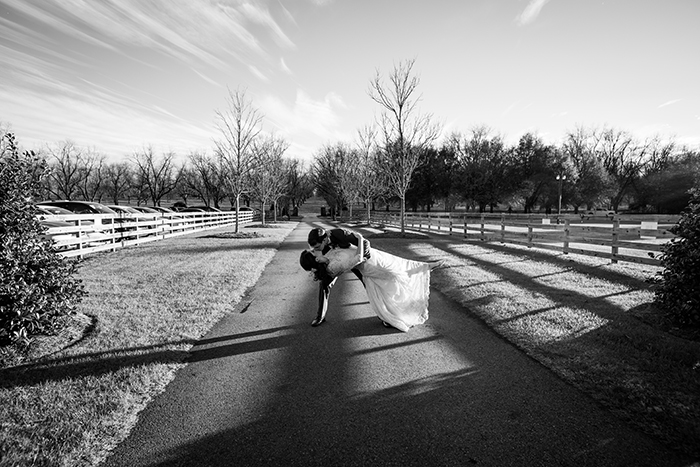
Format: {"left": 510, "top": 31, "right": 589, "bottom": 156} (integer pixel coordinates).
{"left": 324, "top": 246, "right": 431, "bottom": 332}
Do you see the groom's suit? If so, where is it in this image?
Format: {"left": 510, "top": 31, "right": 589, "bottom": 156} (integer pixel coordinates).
{"left": 312, "top": 228, "right": 370, "bottom": 326}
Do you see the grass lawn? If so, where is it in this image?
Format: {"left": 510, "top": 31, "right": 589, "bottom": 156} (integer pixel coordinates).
{"left": 1, "top": 218, "right": 699, "bottom": 465}
{"left": 0, "top": 222, "right": 297, "bottom": 467}
{"left": 365, "top": 225, "right": 700, "bottom": 460}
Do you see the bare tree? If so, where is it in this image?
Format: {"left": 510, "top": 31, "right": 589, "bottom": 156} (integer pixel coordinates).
{"left": 104, "top": 162, "right": 134, "bottom": 205}
{"left": 562, "top": 125, "right": 612, "bottom": 211}
{"left": 368, "top": 58, "right": 441, "bottom": 234}
{"left": 354, "top": 124, "right": 386, "bottom": 222}
{"left": 45, "top": 140, "right": 85, "bottom": 200}
{"left": 251, "top": 134, "right": 289, "bottom": 224}
{"left": 283, "top": 158, "right": 314, "bottom": 216}
{"left": 183, "top": 151, "right": 226, "bottom": 208}
{"left": 311, "top": 142, "right": 355, "bottom": 219}
{"left": 594, "top": 127, "right": 660, "bottom": 211}
{"left": 214, "top": 87, "right": 263, "bottom": 232}
{"left": 76, "top": 148, "right": 106, "bottom": 202}
{"left": 131, "top": 146, "right": 182, "bottom": 206}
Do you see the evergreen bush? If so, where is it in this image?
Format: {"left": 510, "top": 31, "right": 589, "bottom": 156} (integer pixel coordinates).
{"left": 0, "top": 133, "right": 85, "bottom": 348}
{"left": 653, "top": 188, "right": 700, "bottom": 326}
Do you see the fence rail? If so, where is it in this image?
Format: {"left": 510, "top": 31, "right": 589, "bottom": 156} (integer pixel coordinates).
{"left": 39, "top": 211, "right": 258, "bottom": 258}
{"left": 366, "top": 212, "right": 679, "bottom": 266}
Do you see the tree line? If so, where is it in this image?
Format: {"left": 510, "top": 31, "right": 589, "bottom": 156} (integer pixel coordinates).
{"left": 315, "top": 124, "right": 698, "bottom": 215}
{"left": 2, "top": 89, "right": 316, "bottom": 232}
{"left": 4, "top": 59, "right": 699, "bottom": 236}
{"left": 312, "top": 59, "right": 699, "bottom": 234}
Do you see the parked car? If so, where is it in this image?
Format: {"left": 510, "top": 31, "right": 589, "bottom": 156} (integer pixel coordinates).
{"left": 107, "top": 205, "right": 141, "bottom": 214}
{"left": 38, "top": 218, "right": 109, "bottom": 248}
{"left": 35, "top": 204, "right": 74, "bottom": 216}
{"left": 38, "top": 200, "right": 117, "bottom": 215}
{"left": 181, "top": 206, "right": 222, "bottom": 212}
{"left": 132, "top": 206, "right": 160, "bottom": 214}
{"left": 151, "top": 206, "right": 176, "bottom": 214}
{"left": 39, "top": 218, "right": 78, "bottom": 245}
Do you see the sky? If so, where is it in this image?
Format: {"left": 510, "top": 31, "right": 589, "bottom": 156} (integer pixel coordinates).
{"left": 1, "top": 0, "right": 699, "bottom": 164}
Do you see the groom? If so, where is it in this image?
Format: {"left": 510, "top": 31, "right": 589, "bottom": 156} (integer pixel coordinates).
{"left": 306, "top": 227, "right": 371, "bottom": 326}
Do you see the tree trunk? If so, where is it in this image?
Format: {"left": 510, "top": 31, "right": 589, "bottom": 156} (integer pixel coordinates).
{"left": 234, "top": 194, "right": 240, "bottom": 233}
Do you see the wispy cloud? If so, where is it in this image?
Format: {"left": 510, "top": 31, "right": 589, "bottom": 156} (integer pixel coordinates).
{"left": 280, "top": 57, "right": 292, "bottom": 75}
{"left": 191, "top": 67, "right": 224, "bottom": 88}
{"left": 501, "top": 101, "right": 519, "bottom": 117}
{"left": 515, "top": 0, "right": 552, "bottom": 26}
{"left": 240, "top": 2, "right": 296, "bottom": 49}
{"left": 261, "top": 90, "right": 350, "bottom": 147}
{"left": 1, "top": 1, "right": 295, "bottom": 71}
{"left": 249, "top": 65, "right": 270, "bottom": 83}
{"left": 658, "top": 99, "right": 681, "bottom": 108}
{"left": 0, "top": 79, "right": 213, "bottom": 157}
{"left": 0, "top": 0, "right": 301, "bottom": 158}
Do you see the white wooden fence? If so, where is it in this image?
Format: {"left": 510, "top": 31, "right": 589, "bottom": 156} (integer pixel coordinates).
{"left": 368, "top": 212, "right": 679, "bottom": 266}
{"left": 39, "top": 211, "right": 258, "bottom": 258}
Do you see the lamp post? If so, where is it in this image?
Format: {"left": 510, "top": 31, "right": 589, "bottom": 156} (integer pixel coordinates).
{"left": 556, "top": 174, "right": 567, "bottom": 218}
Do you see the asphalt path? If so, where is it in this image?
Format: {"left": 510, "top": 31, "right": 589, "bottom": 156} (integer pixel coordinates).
{"left": 101, "top": 218, "right": 691, "bottom": 467}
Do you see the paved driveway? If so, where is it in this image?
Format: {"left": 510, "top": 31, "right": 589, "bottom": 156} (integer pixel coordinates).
{"left": 102, "top": 219, "right": 690, "bottom": 467}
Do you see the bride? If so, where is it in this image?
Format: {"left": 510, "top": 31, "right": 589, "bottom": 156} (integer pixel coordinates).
{"left": 300, "top": 234, "right": 443, "bottom": 332}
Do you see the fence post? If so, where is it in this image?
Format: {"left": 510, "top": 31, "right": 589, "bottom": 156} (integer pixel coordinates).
{"left": 449, "top": 213, "right": 453, "bottom": 236}
{"left": 527, "top": 224, "right": 533, "bottom": 248}
{"left": 612, "top": 216, "right": 619, "bottom": 264}
{"left": 563, "top": 219, "right": 570, "bottom": 254}
{"left": 109, "top": 217, "right": 116, "bottom": 252}
{"left": 500, "top": 213, "right": 506, "bottom": 243}
{"left": 480, "top": 214, "right": 485, "bottom": 241}
{"left": 463, "top": 214, "right": 468, "bottom": 239}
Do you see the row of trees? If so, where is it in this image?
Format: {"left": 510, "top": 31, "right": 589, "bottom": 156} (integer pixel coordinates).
{"left": 318, "top": 125, "right": 697, "bottom": 215}
{"left": 312, "top": 59, "right": 699, "bottom": 235}
{"left": 3, "top": 89, "right": 316, "bottom": 232}
{"left": 5, "top": 61, "right": 700, "bottom": 235}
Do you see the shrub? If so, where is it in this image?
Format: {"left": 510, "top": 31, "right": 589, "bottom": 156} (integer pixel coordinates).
{"left": 0, "top": 132, "right": 85, "bottom": 348}
{"left": 653, "top": 188, "right": 700, "bottom": 326}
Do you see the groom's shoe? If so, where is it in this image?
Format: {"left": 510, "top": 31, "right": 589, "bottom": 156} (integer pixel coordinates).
{"left": 311, "top": 318, "right": 325, "bottom": 327}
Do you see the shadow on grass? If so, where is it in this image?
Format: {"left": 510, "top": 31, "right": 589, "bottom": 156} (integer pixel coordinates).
{"left": 364, "top": 231, "right": 700, "bottom": 459}
{"left": 0, "top": 326, "right": 291, "bottom": 389}
{"left": 0, "top": 315, "right": 407, "bottom": 389}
